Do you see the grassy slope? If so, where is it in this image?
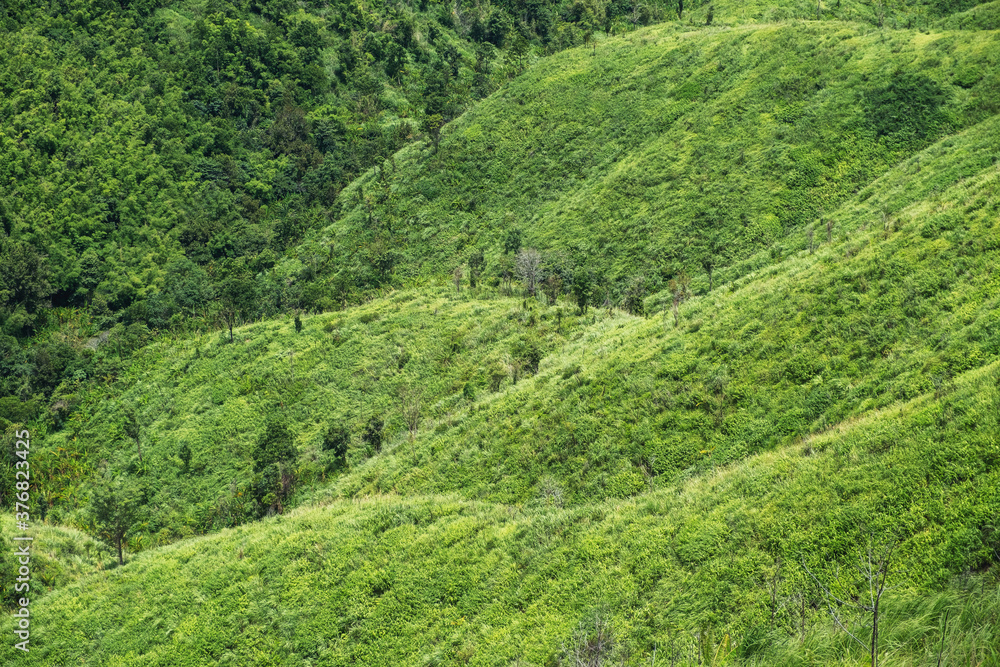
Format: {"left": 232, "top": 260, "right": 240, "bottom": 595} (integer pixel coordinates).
{"left": 300, "top": 20, "right": 1000, "bottom": 295}
{"left": 696, "top": 0, "right": 982, "bottom": 28}
{"left": 9, "top": 106, "right": 1000, "bottom": 664}
{"left": 330, "top": 111, "right": 1000, "bottom": 505}
{"left": 6, "top": 370, "right": 998, "bottom": 665}
{"left": 36, "top": 107, "right": 1000, "bottom": 533}
{"left": 6, "top": 9, "right": 1000, "bottom": 666}
{"left": 33, "top": 284, "right": 595, "bottom": 540}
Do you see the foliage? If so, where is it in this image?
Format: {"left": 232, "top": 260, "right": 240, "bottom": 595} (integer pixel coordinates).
{"left": 300, "top": 19, "right": 1000, "bottom": 313}
{"left": 87, "top": 473, "right": 144, "bottom": 566}
{"left": 3, "top": 0, "right": 1000, "bottom": 663}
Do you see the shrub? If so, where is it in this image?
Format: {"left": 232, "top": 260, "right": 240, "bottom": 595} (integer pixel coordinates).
{"left": 322, "top": 424, "right": 350, "bottom": 463}
{"left": 363, "top": 416, "right": 384, "bottom": 454}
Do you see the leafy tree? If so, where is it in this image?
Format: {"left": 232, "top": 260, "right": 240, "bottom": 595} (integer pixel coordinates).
{"left": 399, "top": 385, "right": 423, "bottom": 455}
{"left": 88, "top": 474, "right": 144, "bottom": 566}
{"left": 511, "top": 336, "right": 543, "bottom": 375}
{"left": 214, "top": 259, "right": 255, "bottom": 343}
{"left": 0, "top": 239, "right": 53, "bottom": 334}
{"left": 544, "top": 274, "right": 563, "bottom": 305}
{"left": 503, "top": 229, "right": 522, "bottom": 255}
{"left": 164, "top": 258, "right": 214, "bottom": 317}
{"left": 253, "top": 417, "right": 297, "bottom": 474}
{"left": 178, "top": 442, "right": 192, "bottom": 473}
{"left": 321, "top": 423, "right": 350, "bottom": 466}
{"left": 668, "top": 272, "right": 691, "bottom": 327}
{"left": 362, "top": 415, "right": 384, "bottom": 454}
{"left": 0, "top": 335, "right": 28, "bottom": 396}
{"left": 122, "top": 408, "right": 143, "bottom": 465}
{"left": 468, "top": 250, "right": 485, "bottom": 288}
{"left": 423, "top": 113, "right": 445, "bottom": 154}
{"left": 622, "top": 275, "right": 646, "bottom": 316}
{"left": 251, "top": 417, "right": 298, "bottom": 515}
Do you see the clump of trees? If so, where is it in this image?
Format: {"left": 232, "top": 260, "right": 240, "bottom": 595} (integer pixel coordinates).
{"left": 322, "top": 424, "right": 350, "bottom": 468}
{"left": 251, "top": 418, "right": 298, "bottom": 516}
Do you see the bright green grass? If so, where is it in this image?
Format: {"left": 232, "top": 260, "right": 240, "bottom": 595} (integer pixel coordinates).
{"left": 11, "top": 89, "right": 999, "bottom": 666}
{"left": 29, "top": 88, "right": 1000, "bottom": 557}
{"left": 326, "top": 111, "right": 1000, "bottom": 506}
{"left": 4, "top": 362, "right": 997, "bottom": 664}
{"left": 6, "top": 9, "right": 1000, "bottom": 664}
{"left": 294, "top": 20, "right": 1000, "bottom": 301}
{"left": 0, "top": 513, "right": 112, "bottom": 608}
{"left": 38, "top": 286, "right": 590, "bottom": 543}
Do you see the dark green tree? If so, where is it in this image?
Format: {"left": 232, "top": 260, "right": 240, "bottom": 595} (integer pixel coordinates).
{"left": 252, "top": 417, "right": 298, "bottom": 515}
{"left": 0, "top": 239, "right": 53, "bottom": 335}
{"left": 622, "top": 275, "right": 646, "bottom": 316}
{"left": 122, "top": 408, "right": 143, "bottom": 465}
{"left": 572, "top": 266, "right": 592, "bottom": 315}
{"left": 362, "top": 415, "right": 384, "bottom": 454}
{"left": 178, "top": 442, "right": 192, "bottom": 473}
{"left": 468, "top": 250, "right": 485, "bottom": 288}
{"left": 253, "top": 417, "right": 297, "bottom": 474}
{"left": 88, "top": 474, "right": 143, "bottom": 566}
{"left": 503, "top": 229, "right": 522, "bottom": 255}
{"left": 214, "top": 259, "right": 255, "bottom": 343}
{"left": 164, "top": 258, "right": 214, "bottom": 317}
{"left": 322, "top": 423, "right": 350, "bottom": 466}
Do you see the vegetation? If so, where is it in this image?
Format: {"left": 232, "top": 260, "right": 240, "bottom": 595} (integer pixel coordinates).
{"left": 0, "top": 0, "right": 681, "bottom": 420}
{"left": 3, "top": 0, "right": 1000, "bottom": 663}
{"left": 295, "top": 18, "right": 1000, "bottom": 310}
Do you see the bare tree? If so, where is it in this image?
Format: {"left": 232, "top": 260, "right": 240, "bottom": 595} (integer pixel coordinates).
{"left": 560, "top": 608, "right": 625, "bottom": 666}
{"left": 803, "top": 535, "right": 899, "bottom": 667}
{"left": 399, "top": 384, "right": 423, "bottom": 457}
{"left": 515, "top": 248, "right": 544, "bottom": 297}
{"left": 667, "top": 272, "right": 691, "bottom": 327}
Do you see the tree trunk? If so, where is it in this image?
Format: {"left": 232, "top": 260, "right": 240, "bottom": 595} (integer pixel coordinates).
{"left": 870, "top": 603, "right": 878, "bottom": 667}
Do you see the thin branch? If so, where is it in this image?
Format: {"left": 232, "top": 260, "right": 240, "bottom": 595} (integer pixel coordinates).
{"left": 802, "top": 558, "right": 870, "bottom": 650}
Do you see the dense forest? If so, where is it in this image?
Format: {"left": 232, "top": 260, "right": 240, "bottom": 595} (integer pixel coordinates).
{"left": 2, "top": 0, "right": 1000, "bottom": 664}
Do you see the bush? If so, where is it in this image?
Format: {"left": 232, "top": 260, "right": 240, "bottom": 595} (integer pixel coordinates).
{"left": 322, "top": 423, "right": 350, "bottom": 463}
{"left": 363, "top": 416, "right": 384, "bottom": 454}
{"left": 511, "top": 336, "right": 543, "bottom": 375}
{"left": 864, "top": 72, "right": 949, "bottom": 142}
{"left": 253, "top": 418, "right": 297, "bottom": 473}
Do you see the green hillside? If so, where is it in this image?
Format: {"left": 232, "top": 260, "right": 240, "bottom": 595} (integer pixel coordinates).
{"left": 298, "top": 20, "right": 1000, "bottom": 302}
{"left": 5, "top": 382, "right": 999, "bottom": 664}
{"left": 4, "top": 0, "right": 1000, "bottom": 664}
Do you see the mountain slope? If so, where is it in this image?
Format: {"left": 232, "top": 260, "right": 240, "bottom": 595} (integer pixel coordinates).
{"left": 296, "top": 20, "right": 1000, "bottom": 302}
{"left": 7, "top": 84, "right": 1000, "bottom": 665}
{"left": 4, "top": 3, "right": 1000, "bottom": 665}
{"left": 6, "top": 361, "right": 998, "bottom": 664}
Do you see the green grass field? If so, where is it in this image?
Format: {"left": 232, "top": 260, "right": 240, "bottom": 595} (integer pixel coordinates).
{"left": 4, "top": 1, "right": 1000, "bottom": 664}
